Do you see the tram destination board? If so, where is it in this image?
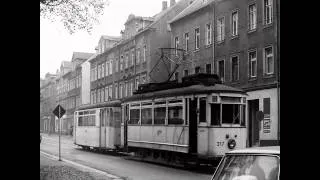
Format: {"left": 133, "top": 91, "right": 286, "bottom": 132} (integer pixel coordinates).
{"left": 53, "top": 105, "right": 66, "bottom": 118}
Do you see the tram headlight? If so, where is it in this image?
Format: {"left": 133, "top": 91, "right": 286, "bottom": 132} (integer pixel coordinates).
{"left": 228, "top": 139, "right": 236, "bottom": 150}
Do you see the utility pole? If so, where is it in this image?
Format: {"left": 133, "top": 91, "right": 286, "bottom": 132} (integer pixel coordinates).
{"left": 59, "top": 105, "right": 61, "bottom": 161}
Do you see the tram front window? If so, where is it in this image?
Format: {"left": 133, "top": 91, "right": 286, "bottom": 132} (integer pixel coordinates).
{"left": 222, "top": 104, "right": 240, "bottom": 125}
{"left": 211, "top": 104, "right": 221, "bottom": 126}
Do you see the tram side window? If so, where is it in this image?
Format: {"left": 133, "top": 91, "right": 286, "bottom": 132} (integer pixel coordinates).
{"left": 141, "top": 108, "right": 152, "bottom": 124}
{"left": 222, "top": 104, "right": 240, "bottom": 124}
{"left": 78, "top": 116, "right": 83, "bottom": 126}
{"left": 154, "top": 106, "right": 166, "bottom": 125}
{"left": 199, "top": 97, "right": 206, "bottom": 123}
{"left": 211, "top": 104, "right": 221, "bottom": 125}
{"left": 129, "top": 109, "right": 140, "bottom": 124}
{"left": 168, "top": 106, "right": 183, "bottom": 125}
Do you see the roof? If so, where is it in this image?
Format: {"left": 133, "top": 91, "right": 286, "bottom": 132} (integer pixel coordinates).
{"left": 101, "top": 35, "right": 122, "bottom": 41}
{"left": 227, "top": 146, "right": 280, "bottom": 155}
{"left": 77, "top": 100, "right": 122, "bottom": 111}
{"left": 169, "top": 0, "right": 215, "bottom": 24}
{"left": 123, "top": 83, "right": 246, "bottom": 102}
{"left": 72, "top": 52, "right": 94, "bottom": 61}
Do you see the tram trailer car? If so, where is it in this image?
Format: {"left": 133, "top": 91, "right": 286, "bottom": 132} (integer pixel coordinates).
{"left": 74, "top": 100, "right": 122, "bottom": 151}
{"left": 121, "top": 74, "right": 248, "bottom": 166}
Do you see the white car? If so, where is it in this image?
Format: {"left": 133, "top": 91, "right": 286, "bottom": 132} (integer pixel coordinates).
{"left": 211, "top": 146, "right": 280, "bottom": 180}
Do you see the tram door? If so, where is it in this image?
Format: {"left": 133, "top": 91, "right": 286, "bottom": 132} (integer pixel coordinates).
{"left": 123, "top": 105, "right": 129, "bottom": 152}
{"left": 188, "top": 98, "right": 198, "bottom": 154}
{"left": 248, "top": 100, "right": 260, "bottom": 147}
{"left": 100, "top": 109, "right": 106, "bottom": 148}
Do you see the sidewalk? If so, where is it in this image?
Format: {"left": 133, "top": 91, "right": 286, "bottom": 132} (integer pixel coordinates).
{"left": 41, "top": 133, "right": 73, "bottom": 141}
{"left": 40, "top": 152, "right": 115, "bottom": 180}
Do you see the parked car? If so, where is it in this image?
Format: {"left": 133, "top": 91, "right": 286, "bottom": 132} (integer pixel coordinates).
{"left": 211, "top": 146, "right": 280, "bottom": 180}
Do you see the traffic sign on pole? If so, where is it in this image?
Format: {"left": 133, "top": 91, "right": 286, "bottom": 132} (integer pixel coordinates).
{"left": 53, "top": 105, "right": 66, "bottom": 118}
{"left": 52, "top": 104, "right": 65, "bottom": 161}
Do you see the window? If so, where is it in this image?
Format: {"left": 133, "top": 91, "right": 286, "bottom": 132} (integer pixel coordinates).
{"left": 263, "top": 98, "right": 270, "bottom": 118}
{"left": 105, "top": 87, "right": 109, "bottom": 101}
{"left": 119, "top": 83, "right": 123, "bottom": 99}
{"left": 199, "top": 97, "right": 207, "bottom": 123}
{"left": 115, "top": 59, "right": 119, "bottom": 72}
{"left": 97, "top": 89, "right": 101, "bottom": 103}
{"left": 217, "top": 17, "right": 225, "bottom": 42}
{"left": 106, "top": 61, "right": 109, "bottom": 76}
{"left": 222, "top": 104, "right": 241, "bottom": 124}
{"left": 109, "top": 60, "right": 113, "bottom": 75}
{"left": 120, "top": 55, "right": 123, "bottom": 71}
{"left": 264, "top": 0, "right": 273, "bottom": 25}
{"left": 131, "top": 49, "right": 135, "bottom": 66}
{"left": 154, "top": 102, "right": 166, "bottom": 125}
{"left": 91, "top": 91, "right": 94, "bottom": 104}
{"left": 141, "top": 108, "right": 152, "bottom": 124}
{"left": 231, "top": 56, "right": 239, "bottom": 81}
{"left": 101, "top": 63, "right": 105, "bottom": 77}
{"left": 174, "top": 72, "right": 179, "bottom": 80}
{"left": 93, "top": 90, "right": 96, "bottom": 104}
{"left": 129, "top": 109, "right": 140, "bottom": 124}
{"left": 195, "top": 28, "right": 200, "bottom": 50}
{"left": 174, "top": 36, "right": 179, "bottom": 56}
{"left": 264, "top": 46, "right": 274, "bottom": 75}
{"left": 130, "top": 81, "right": 134, "bottom": 96}
{"left": 136, "top": 49, "right": 140, "bottom": 64}
{"left": 143, "top": 45, "right": 146, "bottom": 62}
{"left": 249, "top": 4, "right": 257, "bottom": 30}
{"left": 206, "top": 64, "right": 211, "bottom": 74}
{"left": 109, "top": 85, "right": 112, "bottom": 100}
{"left": 125, "top": 54, "right": 129, "bottom": 68}
{"left": 184, "top": 33, "right": 189, "bottom": 52}
{"left": 195, "top": 66, "right": 201, "bottom": 74}
{"left": 98, "top": 64, "right": 101, "bottom": 79}
{"left": 101, "top": 88, "right": 104, "bottom": 102}
{"left": 184, "top": 69, "right": 189, "bottom": 76}
{"left": 115, "top": 84, "right": 118, "bottom": 99}
{"left": 135, "top": 77, "right": 140, "bottom": 90}
{"left": 211, "top": 104, "right": 221, "bottom": 125}
{"left": 168, "top": 105, "right": 183, "bottom": 125}
{"left": 231, "top": 11, "right": 238, "bottom": 36}
{"left": 249, "top": 50, "right": 257, "bottom": 78}
{"left": 218, "top": 60, "right": 225, "bottom": 82}
{"left": 206, "top": 24, "right": 212, "bottom": 45}
{"left": 125, "top": 82, "right": 128, "bottom": 97}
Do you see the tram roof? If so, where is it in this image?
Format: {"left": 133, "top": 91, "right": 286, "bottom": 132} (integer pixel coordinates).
{"left": 123, "top": 84, "right": 246, "bottom": 102}
{"left": 76, "top": 100, "right": 121, "bottom": 111}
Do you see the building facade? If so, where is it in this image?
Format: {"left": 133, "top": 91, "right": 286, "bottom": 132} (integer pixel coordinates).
{"left": 40, "top": 73, "right": 57, "bottom": 133}
{"left": 169, "top": 0, "right": 279, "bottom": 146}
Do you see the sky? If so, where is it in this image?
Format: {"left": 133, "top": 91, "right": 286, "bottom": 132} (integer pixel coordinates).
{"left": 40, "top": 0, "right": 169, "bottom": 79}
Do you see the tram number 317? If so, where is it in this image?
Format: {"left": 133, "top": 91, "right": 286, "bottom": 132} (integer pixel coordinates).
{"left": 217, "top": 141, "right": 224, "bottom": 146}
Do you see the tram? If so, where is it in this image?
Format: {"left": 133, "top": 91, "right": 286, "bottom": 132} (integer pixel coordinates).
{"left": 74, "top": 100, "right": 122, "bottom": 151}
{"left": 121, "top": 73, "right": 248, "bottom": 166}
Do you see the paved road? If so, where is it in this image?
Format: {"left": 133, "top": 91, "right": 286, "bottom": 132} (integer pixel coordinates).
{"left": 40, "top": 134, "right": 212, "bottom": 180}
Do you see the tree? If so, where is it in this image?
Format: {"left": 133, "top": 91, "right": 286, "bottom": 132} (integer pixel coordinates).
{"left": 40, "top": 0, "right": 108, "bottom": 34}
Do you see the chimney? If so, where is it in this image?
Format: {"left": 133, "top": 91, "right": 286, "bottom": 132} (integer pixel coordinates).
{"left": 162, "top": 1, "right": 167, "bottom": 11}
{"left": 170, "top": 0, "right": 176, "bottom": 6}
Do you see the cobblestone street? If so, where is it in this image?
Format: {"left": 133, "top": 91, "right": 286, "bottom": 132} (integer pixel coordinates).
{"left": 40, "top": 152, "right": 114, "bottom": 180}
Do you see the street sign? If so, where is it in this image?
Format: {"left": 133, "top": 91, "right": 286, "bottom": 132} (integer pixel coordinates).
{"left": 53, "top": 105, "right": 66, "bottom": 118}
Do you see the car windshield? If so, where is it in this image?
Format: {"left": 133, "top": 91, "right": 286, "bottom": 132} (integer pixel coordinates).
{"left": 212, "top": 154, "right": 280, "bottom": 180}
